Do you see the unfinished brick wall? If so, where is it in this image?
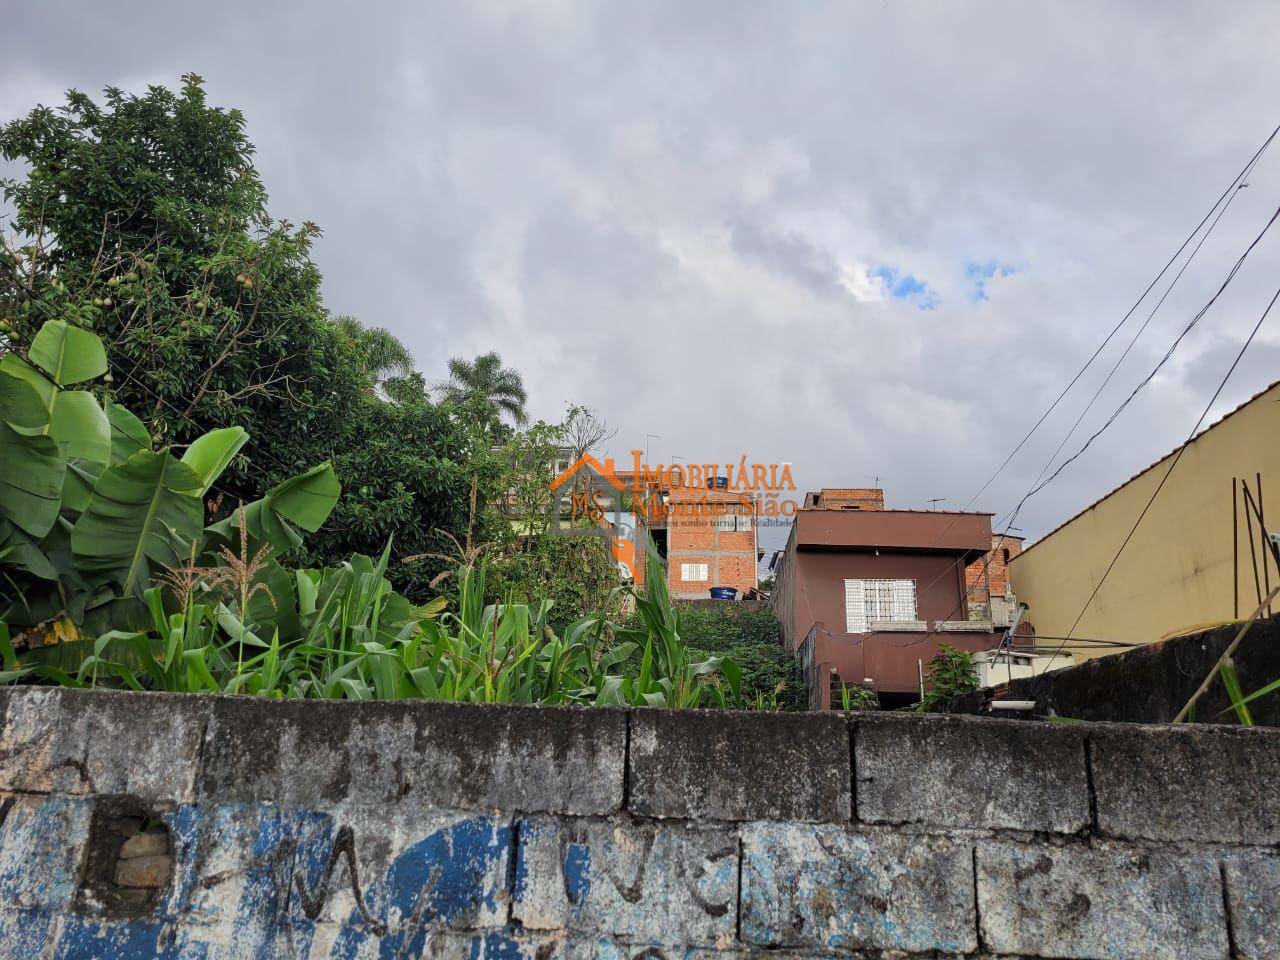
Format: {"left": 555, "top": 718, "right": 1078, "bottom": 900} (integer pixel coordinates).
{"left": 805, "top": 487, "right": 885, "bottom": 510}
{"left": 666, "top": 488, "right": 757, "bottom": 598}
{"left": 966, "top": 534, "right": 1024, "bottom": 618}
{"left": 2, "top": 686, "right": 1279, "bottom": 958}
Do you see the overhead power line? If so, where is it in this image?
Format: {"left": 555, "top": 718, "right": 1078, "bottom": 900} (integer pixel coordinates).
{"left": 857, "top": 120, "right": 1280, "bottom": 646}
{"left": 1036, "top": 278, "right": 1280, "bottom": 673}
{"left": 1017, "top": 199, "right": 1280, "bottom": 511}
{"left": 940, "top": 120, "right": 1280, "bottom": 530}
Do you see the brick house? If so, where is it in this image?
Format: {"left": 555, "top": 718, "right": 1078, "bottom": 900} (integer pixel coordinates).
{"left": 770, "top": 488, "right": 998, "bottom": 708}
{"left": 664, "top": 486, "right": 759, "bottom": 599}
{"left": 614, "top": 470, "right": 760, "bottom": 599}
{"left": 965, "top": 534, "right": 1025, "bottom": 627}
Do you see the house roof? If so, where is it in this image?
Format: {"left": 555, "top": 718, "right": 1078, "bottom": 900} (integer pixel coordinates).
{"left": 1012, "top": 378, "right": 1280, "bottom": 563}
{"left": 794, "top": 508, "right": 993, "bottom": 555}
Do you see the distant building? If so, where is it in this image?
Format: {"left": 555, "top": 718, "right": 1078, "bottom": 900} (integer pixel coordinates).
{"left": 965, "top": 534, "right": 1025, "bottom": 627}
{"left": 1011, "top": 379, "right": 1280, "bottom": 657}
{"left": 802, "top": 488, "right": 885, "bottom": 510}
{"left": 770, "top": 488, "right": 1000, "bottom": 708}
{"left": 614, "top": 469, "right": 760, "bottom": 599}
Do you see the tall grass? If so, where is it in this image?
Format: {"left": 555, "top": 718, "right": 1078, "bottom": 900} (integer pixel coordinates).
{"left": 2, "top": 546, "right": 741, "bottom": 709}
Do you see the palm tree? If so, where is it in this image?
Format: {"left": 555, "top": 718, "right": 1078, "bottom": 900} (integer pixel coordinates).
{"left": 333, "top": 316, "right": 415, "bottom": 397}
{"left": 439, "top": 351, "right": 528, "bottom": 427}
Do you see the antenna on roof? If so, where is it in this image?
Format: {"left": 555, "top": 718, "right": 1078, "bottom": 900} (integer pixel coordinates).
{"left": 925, "top": 498, "right": 947, "bottom": 509}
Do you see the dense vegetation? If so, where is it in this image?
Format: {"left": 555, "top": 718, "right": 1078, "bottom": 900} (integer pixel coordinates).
{"left": 0, "top": 315, "right": 742, "bottom": 707}
{"left": 641, "top": 603, "right": 807, "bottom": 710}
{"left": 0, "top": 75, "right": 500, "bottom": 599}
{"left": 918, "top": 644, "right": 980, "bottom": 712}
{"left": 0, "top": 77, "right": 768, "bottom": 710}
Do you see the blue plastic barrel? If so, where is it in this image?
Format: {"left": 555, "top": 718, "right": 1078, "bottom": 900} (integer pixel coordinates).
{"left": 709, "top": 587, "right": 738, "bottom": 601}
{"left": 707, "top": 476, "right": 729, "bottom": 489}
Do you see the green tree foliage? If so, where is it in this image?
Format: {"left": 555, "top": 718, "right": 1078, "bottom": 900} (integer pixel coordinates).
{"left": 439, "top": 351, "right": 529, "bottom": 436}
{"left": 480, "top": 408, "right": 626, "bottom": 628}
{"left": 0, "top": 75, "right": 362, "bottom": 484}
{"left": 632, "top": 602, "right": 807, "bottom": 710}
{"left": 303, "top": 392, "right": 506, "bottom": 598}
{"left": 0, "top": 76, "right": 493, "bottom": 594}
{"left": 488, "top": 535, "right": 624, "bottom": 633}
{"left": 918, "top": 644, "right": 980, "bottom": 712}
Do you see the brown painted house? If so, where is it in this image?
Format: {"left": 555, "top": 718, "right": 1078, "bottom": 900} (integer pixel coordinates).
{"left": 771, "top": 489, "right": 997, "bottom": 708}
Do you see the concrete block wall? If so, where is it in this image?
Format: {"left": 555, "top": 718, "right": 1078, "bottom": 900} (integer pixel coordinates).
{"left": 1, "top": 686, "right": 1278, "bottom": 958}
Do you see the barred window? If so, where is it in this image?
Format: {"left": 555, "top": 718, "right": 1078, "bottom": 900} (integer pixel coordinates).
{"left": 681, "top": 563, "right": 709, "bottom": 582}
{"left": 844, "top": 578, "right": 917, "bottom": 633}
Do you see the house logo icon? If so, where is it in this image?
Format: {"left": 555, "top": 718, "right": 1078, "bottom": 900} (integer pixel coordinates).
{"left": 548, "top": 454, "right": 641, "bottom": 581}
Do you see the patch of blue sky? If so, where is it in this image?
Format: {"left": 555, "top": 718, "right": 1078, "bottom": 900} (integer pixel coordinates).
{"left": 870, "top": 265, "right": 940, "bottom": 310}
{"left": 965, "top": 260, "right": 1017, "bottom": 302}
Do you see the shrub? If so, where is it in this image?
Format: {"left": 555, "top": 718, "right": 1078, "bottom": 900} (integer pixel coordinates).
{"left": 630, "top": 602, "right": 806, "bottom": 710}
{"left": 918, "top": 644, "right": 980, "bottom": 712}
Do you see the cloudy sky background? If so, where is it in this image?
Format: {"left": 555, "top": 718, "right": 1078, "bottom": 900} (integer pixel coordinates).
{"left": 5, "top": 1, "right": 1280, "bottom": 557}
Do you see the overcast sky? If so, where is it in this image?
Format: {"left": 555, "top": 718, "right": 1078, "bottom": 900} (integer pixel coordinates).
{"left": 5, "top": 1, "right": 1280, "bottom": 557}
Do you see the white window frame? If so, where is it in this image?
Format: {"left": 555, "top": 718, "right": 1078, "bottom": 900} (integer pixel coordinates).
{"left": 713, "top": 513, "right": 753, "bottom": 532}
{"left": 681, "top": 562, "right": 709, "bottom": 582}
{"left": 844, "top": 578, "right": 918, "bottom": 633}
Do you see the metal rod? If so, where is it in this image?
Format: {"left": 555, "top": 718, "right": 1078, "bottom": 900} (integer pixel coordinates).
{"left": 1174, "top": 583, "right": 1280, "bottom": 723}
{"left": 1259, "top": 473, "right": 1272, "bottom": 616}
{"left": 1241, "top": 480, "right": 1280, "bottom": 573}
{"left": 1233, "top": 477, "right": 1240, "bottom": 619}
{"left": 1244, "top": 478, "right": 1263, "bottom": 609}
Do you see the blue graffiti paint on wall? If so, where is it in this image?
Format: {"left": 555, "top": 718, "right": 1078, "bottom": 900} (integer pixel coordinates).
{"left": 0, "top": 795, "right": 512, "bottom": 959}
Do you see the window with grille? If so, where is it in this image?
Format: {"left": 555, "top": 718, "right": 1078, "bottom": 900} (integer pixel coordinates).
{"left": 844, "top": 579, "right": 917, "bottom": 633}
{"left": 681, "top": 562, "right": 709, "bottom": 582}
{"left": 713, "top": 514, "right": 752, "bottom": 532}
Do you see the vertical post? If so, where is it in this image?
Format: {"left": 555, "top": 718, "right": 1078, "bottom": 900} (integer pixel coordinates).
{"left": 918, "top": 658, "right": 925, "bottom": 703}
{"left": 1258, "top": 472, "right": 1273, "bottom": 616}
{"left": 1244, "top": 479, "right": 1263, "bottom": 609}
{"left": 1233, "top": 477, "right": 1240, "bottom": 620}
{"left": 984, "top": 537, "right": 993, "bottom": 625}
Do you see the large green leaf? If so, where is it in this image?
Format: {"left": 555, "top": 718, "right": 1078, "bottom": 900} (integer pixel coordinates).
{"left": 49, "top": 391, "right": 111, "bottom": 465}
{"left": 0, "top": 369, "right": 49, "bottom": 430}
{"left": 204, "top": 462, "right": 340, "bottom": 555}
{"left": 71, "top": 449, "right": 204, "bottom": 596}
{"left": 0, "top": 355, "right": 55, "bottom": 411}
{"left": 29, "top": 319, "right": 108, "bottom": 386}
{"left": 106, "top": 399, "right": 150, "bottom": 464}
{"left": 180, "top": 427, "right": 247, "bottom": 496}
{"left": 0, "top": 518, "right": 58, "bottom": 580}
{"left": 264, "top": 462, "right": 341, "bottom": 533}
{"left": 61, "top": 461, "right": 105, "bottom": 514}
{"left": 0, "top": 421, "right": 66, "bottom": 537}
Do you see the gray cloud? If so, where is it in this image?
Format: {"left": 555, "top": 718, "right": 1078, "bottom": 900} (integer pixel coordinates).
{"left": 5, "top": 0, "right": 1280, "bottom": 561}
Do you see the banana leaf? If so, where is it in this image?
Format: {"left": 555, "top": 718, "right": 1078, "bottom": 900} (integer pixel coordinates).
{"left": 71, "top": 448, "right": 204, "bottom": 595}
{"left": 28, "top": 319, "right": 108, "bottom": 386}
{"left": 0, "top": 421, "right": 66, "bottom": 538}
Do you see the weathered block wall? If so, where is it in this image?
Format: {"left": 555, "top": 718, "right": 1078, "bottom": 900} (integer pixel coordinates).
{"left": 1, "top": 686, "right": 1278, "bottom": 959}
{"left": 954, "top": 616, "right": 1280, "bottom": 727}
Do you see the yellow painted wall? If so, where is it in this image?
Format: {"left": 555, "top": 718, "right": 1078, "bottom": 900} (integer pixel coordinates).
{"left": 1010, "top": 382, "right": 1280, "bottom": 657}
